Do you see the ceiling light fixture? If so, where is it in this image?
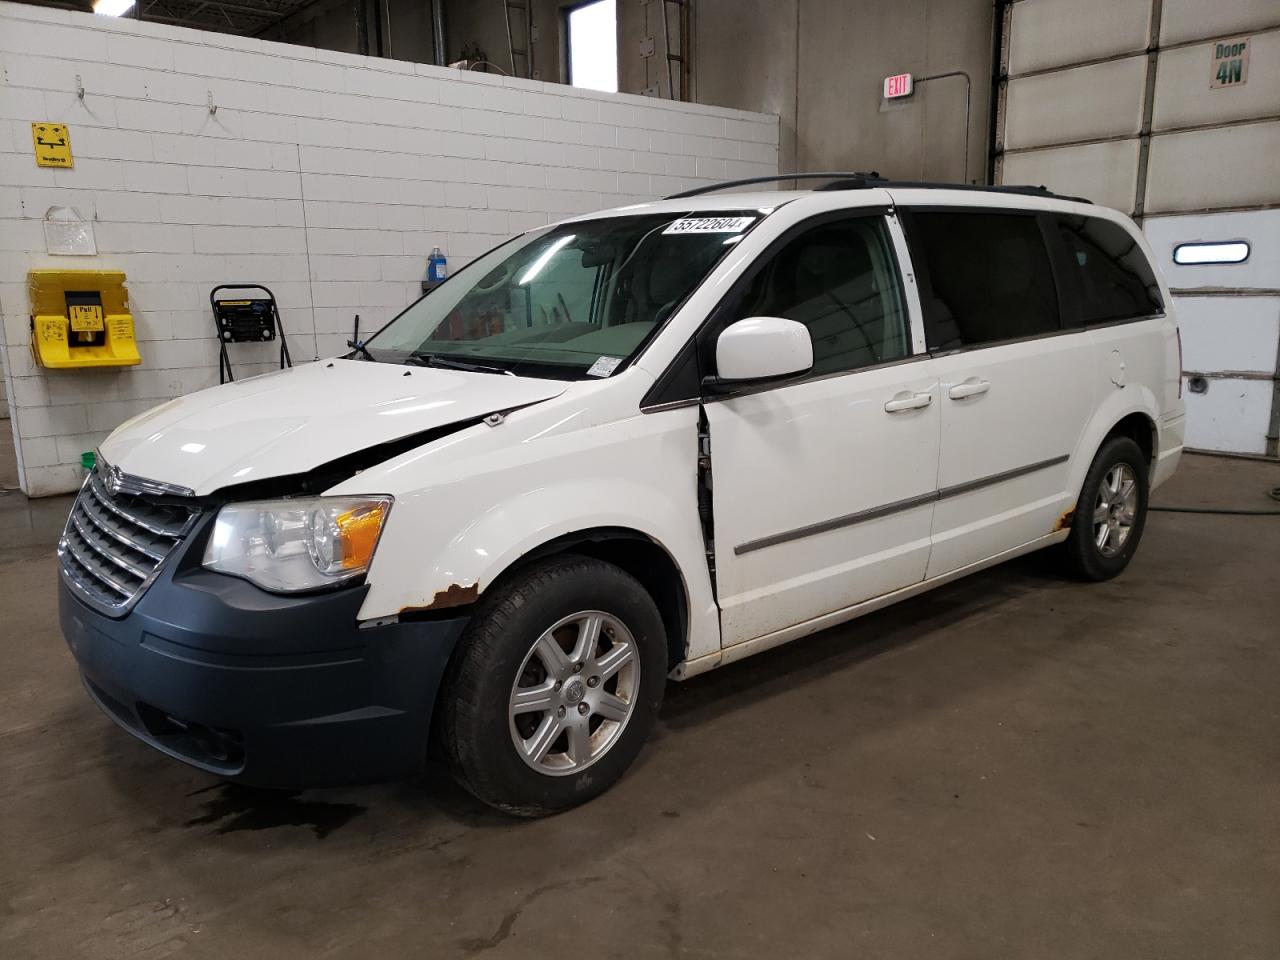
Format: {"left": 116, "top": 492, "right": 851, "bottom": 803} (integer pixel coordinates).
{"left": 93, "top": 0, "right": 136, "bottom": 17}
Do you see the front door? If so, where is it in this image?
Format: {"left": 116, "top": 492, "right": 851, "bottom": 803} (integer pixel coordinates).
{"left": 704, "top": 212, "right": 941, "bottom": 646}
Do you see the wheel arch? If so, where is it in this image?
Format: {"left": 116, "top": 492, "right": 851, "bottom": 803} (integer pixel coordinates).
{"left": 1069, "top": 390, "right": 1160, "bottom": 502}
{"left": 1103, "top": 411, "right": 1157, "bottom": 467}
{"left": 417, "top": 526, "right": 693, "bottom": 671}
{"left": 503, "top": 527, "right": 691, "bottom": 670}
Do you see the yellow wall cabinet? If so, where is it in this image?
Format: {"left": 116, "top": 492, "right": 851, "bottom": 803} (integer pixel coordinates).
{"left": 29, "top": 270, "right": 141, "bottom": 369}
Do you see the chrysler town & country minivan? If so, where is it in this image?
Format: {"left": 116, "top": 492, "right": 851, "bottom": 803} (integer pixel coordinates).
{"left": 59, "top": 174, "right": 1184, "bottom": 814}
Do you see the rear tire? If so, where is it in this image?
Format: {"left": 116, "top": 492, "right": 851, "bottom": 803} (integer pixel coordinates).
{"left": 1061, "top": 436, "right": 1149, "bottom": 581}
{"left": 440, "top": 555, "right": 667, "bottom": 816}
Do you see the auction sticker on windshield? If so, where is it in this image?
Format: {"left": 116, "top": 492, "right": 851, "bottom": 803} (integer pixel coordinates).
{"left": 663, "top": 216, "right": 756, "bottom": 235}
{"left": 587, "top": 356, "right": 623, "bottom": 377}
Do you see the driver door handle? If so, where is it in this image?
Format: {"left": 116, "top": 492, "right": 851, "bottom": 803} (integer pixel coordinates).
{"left": 948, "top": 377, "right": 991, "bottom": 400}
{"left": 884, "top": 391, "right": 934, "bottom": 413}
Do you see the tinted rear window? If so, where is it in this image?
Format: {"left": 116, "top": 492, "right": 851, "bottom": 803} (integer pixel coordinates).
{"left": 905, "top": 210, "right": 1060, "bottom": 350}
{"left": 1053, "top": 215, "right": 1164, "bottom": 323}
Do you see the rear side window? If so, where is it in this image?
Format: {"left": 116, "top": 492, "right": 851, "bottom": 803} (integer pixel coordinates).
{"left": 904, "top": 211, "right": 1060, "bottom": 350}
{"left": 724, "top": 216, "right": 910, "bottom": 376}
{"left": 1054, "top": 215, "right": 1164, "bottom": 323}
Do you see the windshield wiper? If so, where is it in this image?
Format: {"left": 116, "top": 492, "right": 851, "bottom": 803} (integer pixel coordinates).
{"left": 346, "top": 339, "right": 375, "bottom": 361}
{"left": 408, "top": 352, "right": 515, "bottom": 376}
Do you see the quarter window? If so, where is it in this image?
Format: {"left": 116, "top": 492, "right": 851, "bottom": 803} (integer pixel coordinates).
{"left": 723, "top": 217, "right": 910, "bottom": 376}
{"left": 905, "top": 211, "right": 1060, "bottom": 349}
{"left": 1055, "top": 215, "right": 1164, "bottom": 323}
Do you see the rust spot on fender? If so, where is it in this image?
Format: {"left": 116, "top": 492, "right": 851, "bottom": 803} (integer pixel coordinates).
{"left": 402, "top": 582, "right": 480, "bottom": 614}
{"left": 1053, "top": 507, "right": 1075, "bottom": 532}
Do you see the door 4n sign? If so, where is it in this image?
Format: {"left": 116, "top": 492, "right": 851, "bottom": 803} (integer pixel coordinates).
{"left": 31, "top": 122, "right": 73, "bottom": 167}
{"left": 1211, "top": 37, "right": 1250, "bottom": 88}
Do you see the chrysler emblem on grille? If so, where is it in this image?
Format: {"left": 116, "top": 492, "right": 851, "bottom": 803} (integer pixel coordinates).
{"left": 105, "top": 465, "right": 125, "bottom": 497}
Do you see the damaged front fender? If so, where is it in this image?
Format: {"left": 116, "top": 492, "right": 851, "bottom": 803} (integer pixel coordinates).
{"left": 403, "top": 582, "right": 482, "bottom": 614}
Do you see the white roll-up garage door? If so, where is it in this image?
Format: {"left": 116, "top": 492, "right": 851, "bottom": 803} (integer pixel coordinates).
{"left": 994, "top": 0, "right": 1280, "bottom": 456}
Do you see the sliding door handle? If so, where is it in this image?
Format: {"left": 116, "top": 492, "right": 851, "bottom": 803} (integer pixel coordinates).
{"left": 884, "top": 391, "right": 934, "bottom": 413}
{"left": 948, "top": 378, "right": 990, "bottom": 400}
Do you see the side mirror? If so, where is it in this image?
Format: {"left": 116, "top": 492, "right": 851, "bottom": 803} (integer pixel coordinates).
{"left": 706, "top": 317, "right": 813, "bottom": 393}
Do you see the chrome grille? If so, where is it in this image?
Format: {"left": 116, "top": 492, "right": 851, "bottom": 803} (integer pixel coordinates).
{"left": 59, "top": 466, "right": 200, "bottom": 616}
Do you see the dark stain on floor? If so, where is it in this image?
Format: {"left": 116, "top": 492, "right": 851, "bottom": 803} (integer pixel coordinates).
{"left": 184, "top": 784, "right": 366, "bottom": 838}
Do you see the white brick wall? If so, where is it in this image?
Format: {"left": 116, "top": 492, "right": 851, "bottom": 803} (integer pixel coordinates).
{"left": 0, "top": 1, "right": 778, "bottom": 496}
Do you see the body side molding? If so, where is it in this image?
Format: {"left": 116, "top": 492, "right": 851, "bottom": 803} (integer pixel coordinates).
{"left": 734, "top": 454, "right": 1069, "bottom": 556}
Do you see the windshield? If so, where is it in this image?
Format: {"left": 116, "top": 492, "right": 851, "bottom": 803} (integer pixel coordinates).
{"left": 363, "top": 210, "right": 763, "bottom": 379}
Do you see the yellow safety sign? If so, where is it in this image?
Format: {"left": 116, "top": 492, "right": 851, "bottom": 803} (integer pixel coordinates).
{"left": 31, "top": 121, "right": 73, "bottom": 168}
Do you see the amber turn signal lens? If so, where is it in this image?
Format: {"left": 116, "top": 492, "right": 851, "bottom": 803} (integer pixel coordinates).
{"left": 334, "top": 502, "right": 387, "bottom": 570}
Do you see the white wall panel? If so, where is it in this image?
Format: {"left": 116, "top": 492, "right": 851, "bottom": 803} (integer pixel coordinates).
{"left": 1182, "top": 378, "right": 1273, "bottom": 454}
{"left": 1146, "top": 210, "right": 1279, "bottom": 454}
{"left": 1160, "top": 0, "right": 1280, "bottom": 45}
{"left": 1173, "top": 296, "right": 1280, "bottom": 375}
{"left": 1004, "top": 56, "right": 1147, "bottom": 149}
{"left": 1144, "top": 120, "right": 1280, "bottom": 213}
{"left": 1144, "top": 209, "right": 1280, "bottom": 291}
{"left": 1002, "top": 138, "right": 1140, "bottom": 211}
{"left": 1008, "top": 0, "right": 1150, "bottom": 76}
{"left": 1152, "top": 30, "right": 1280, "bottom": 131}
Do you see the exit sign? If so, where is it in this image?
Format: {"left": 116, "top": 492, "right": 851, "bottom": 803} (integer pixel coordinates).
{"left": 1211, "top": 36, "right": 1250, "bottom": 88}
{"left": 884, "top": 73, "right": 914, "bottom": 99}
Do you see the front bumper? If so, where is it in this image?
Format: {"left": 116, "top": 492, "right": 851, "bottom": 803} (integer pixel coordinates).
{"left": 59, "top": 530, "right": 468, "bottom": 789}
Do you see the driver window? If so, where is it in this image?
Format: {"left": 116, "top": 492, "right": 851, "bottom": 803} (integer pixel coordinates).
{"left": 728, "top": 216, "right": 910, "bottom": 376}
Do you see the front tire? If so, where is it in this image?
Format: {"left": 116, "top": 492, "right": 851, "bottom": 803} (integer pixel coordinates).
{"left": 440, "top": 555, "right": 667, "bottom": 816}
{"left": 1062, "top": 435, "right": 1150, "bottom": 581}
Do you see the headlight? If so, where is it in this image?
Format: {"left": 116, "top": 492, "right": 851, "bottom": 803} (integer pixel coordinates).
{"left": 203, "top": 496, "right": 392, "bottom": 592}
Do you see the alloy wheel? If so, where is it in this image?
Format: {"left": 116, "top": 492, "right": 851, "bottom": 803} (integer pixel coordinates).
{"left": 1093, "top": 462, "right": 1138, "bottom": 558}
{"left": 508, "top": 610, "right": 640, "bottom": 776}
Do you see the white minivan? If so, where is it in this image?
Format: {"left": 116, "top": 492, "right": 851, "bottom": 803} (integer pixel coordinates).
{"left": 59, "top": 174, "right": 1184, "bottom": 814}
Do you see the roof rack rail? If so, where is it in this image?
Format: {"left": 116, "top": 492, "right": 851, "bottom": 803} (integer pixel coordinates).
{"left": 818, "top": 174, "right": 1092, "bottom": 204}
{"left": 664, "top": 171, "right": 1092, "bottom": 205}
{"left": 664, "top": 172, "right": 884, "bottom": 199}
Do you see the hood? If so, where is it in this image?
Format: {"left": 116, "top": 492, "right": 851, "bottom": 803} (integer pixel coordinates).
{"left": 99, "top": 359, "right": 568, "bottom": 495}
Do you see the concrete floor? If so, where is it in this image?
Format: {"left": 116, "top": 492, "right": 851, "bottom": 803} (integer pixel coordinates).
{"left": 1, "top": 451, "right": 1277, "bottom": 959}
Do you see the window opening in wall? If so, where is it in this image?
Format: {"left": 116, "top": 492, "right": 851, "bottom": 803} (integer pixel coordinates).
{"left": 1172, "top": 241, "right": 1250, "bottom": 266}
{"left": 567, "top": 0, "right": 618, "bottom": 93}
